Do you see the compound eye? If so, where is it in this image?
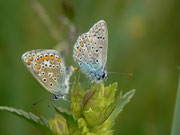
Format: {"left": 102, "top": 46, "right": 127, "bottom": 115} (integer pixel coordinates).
{"left": 52, "top": 94, "right": 59, "bottom": 101}
{"left": 102, "top": 73, "right": 105, "bottom": 79}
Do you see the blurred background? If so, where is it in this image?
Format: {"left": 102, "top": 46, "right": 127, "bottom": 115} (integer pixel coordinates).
{"left": 0, "top": 0, "right": 180, "bottom": 134}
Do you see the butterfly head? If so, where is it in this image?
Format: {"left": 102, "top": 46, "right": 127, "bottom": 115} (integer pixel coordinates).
{"left": 51, "top": 94, "right": 62, "bottom": 101}
{"left": 51, "top": 92, "right": 68, "bottom": 101}
{"left": 90, "top": 68, "right": 108, "bottom": 82}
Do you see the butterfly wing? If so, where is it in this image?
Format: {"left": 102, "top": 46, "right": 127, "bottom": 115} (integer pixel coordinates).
{"left": 22, "top": 49, "right": 72, "bottom": 95}
{"left": 73, "top": 20, "right": 108, "bottom": 79}
{"left": 89, "top": 20, "right": 108, "bottom": 69}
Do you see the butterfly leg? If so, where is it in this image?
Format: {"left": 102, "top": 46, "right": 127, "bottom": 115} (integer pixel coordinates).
{"left": 51, "top": 94, "right": 61, "bottom": 101}
{"left": 62, "top": 96, "right": 71, "bottom": 102}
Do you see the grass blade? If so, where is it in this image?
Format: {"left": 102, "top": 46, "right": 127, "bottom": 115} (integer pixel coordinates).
{"left": 171, "top": 73, "right": 180, "bottom": 135}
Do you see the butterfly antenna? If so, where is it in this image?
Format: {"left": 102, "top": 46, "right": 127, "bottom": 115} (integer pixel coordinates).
{"left": 108, "top": 72, "right": 133, "bottom": 76}
{"left": 32, "top": 96, "right": 49, "bottom": 106}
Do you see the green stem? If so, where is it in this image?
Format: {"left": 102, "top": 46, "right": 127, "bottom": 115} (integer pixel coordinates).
{"left": 171, "top": 73, "right": 180, "bottom": 135}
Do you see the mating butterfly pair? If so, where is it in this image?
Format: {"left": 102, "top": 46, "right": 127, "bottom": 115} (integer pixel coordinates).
{"left": 22, "top": 20, "right": 108, "bottom": 100}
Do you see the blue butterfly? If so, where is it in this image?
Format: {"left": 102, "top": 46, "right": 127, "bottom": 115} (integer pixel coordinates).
{"left": 73, "top": 20, "right": 108, "bottom": 82}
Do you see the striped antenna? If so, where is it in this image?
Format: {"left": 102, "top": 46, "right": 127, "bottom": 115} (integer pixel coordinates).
{"left": 108, "top": 72, "right": 133, "bottom": 76}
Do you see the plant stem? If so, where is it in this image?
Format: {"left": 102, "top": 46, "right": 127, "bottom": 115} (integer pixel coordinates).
{"left": 171, "top": 73, "right": 180, "bottom": 135}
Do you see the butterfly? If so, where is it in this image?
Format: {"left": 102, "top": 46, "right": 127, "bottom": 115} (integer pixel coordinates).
{"left": 21, "top": 49, "right": 73, "bottom": 100}
{"left": 73, "top": 20, "right": 108, "bottom": 82}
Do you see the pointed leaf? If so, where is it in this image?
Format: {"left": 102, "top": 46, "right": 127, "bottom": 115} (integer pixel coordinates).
{"left": 54, "top": 106, "right": 78, "bottom": 134}
{"left": 49, "top": 114, "right": 69, "bottom": 135}
{"left": 109, "top": 89, "right": 136, "bottom": 121}
{"left": 83, "top": 83, "right": 118, "bottom": 127}
{"left": 0, "top": 106, "right": 53, "bottom": 135}
{"left": 70, "top": 83, "right": 84, "bottom": 118}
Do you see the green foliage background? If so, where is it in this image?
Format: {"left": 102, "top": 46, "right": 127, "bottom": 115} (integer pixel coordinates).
{"left": 0, "top": 0, "right": 180, "bottom": 135}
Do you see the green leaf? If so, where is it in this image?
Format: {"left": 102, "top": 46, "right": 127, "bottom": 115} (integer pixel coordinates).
{"left": 171, "top": 73, "right": 180, "bottom": 135}
{"left": 54, "top": 106, "right": 78, "bottom": 134}
{"left": 83, "top": 83, "right": 118, "bottom": 127}
{"left": 90, "top": 119, "right": 113, "bottom": 135}
{"left": 0, "top": 106, "right": 53, "bottom": 135}
{"left": 54, "top": 106, "right": 73, "bottom": 121}
{"left": 70, "top": 83, "right": 84, "bottom": 119}
{"left": 89, "top": 89, "right": 135, "bottom": 135}
{"left": 49, "top": 114, "right": 69, "bottom": 135}
{"left": 108, "top": 89, "right": 136, "bottom": 121}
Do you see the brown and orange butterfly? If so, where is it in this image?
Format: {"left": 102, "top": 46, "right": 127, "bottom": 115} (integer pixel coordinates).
{"left": 22, "top": 49, "right": 73, "bottom": 100}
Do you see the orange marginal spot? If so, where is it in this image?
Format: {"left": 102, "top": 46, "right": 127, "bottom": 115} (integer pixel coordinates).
{"left": 36, "top": 65, "right": 40, "bottom": 69}
{"left": 29, "top": 57, "right": 33, "bottom": 61}
{"left": 26, "top": 61, "right": 30, "bottom": 65}
{"left": 56, "top": 58, "right": 61, "bottom": 62}
{"left": 80, "top": 42, "right": 84, "bottom": 47}
{"left": 85, "top": 38, "right": 88, "bottom": 41}
{"left": 51, "top": 55, "right": 55, "bottom": 60}
{"left": 128, "top": 73, "right": 133, "bottom": 76}
{"left": 36, "top": 70, "right": 39, "bottom": 74}
{"left": 45, "top": 56, "right": 49, "bottom": 60}
{"left": 75, "top": 53, "right": 79, "bottom": 59}
{"left": 78, "top": 48, "right": 81, "bottom": 51}
{"left": 40, "top": 56, "right": 45, "bottom": 61}
{"left": 82, "top": 39, "right": 85, "bottom": 43}
{"left": 37, "top": 59, "right": 41, "bottom": 64}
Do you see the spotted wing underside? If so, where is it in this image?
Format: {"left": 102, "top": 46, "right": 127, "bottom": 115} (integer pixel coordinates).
{"left": 22, "top": 49, "right": 67, "bottom": 95}
{"left": 73, "top": 20, "right": 108, "bottom": 77}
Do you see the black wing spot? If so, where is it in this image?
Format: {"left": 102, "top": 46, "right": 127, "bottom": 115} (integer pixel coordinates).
{"left": 49, "top": 83, "right": 53, "bottom": 87}
{"left": 95, "top": 49, "right": 99, "bottom": 53}
{"left": 43, "top": 78, "right": 47, "bottom": 82}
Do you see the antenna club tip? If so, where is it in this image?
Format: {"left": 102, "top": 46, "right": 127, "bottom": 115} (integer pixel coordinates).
{"left": 128, "top": 73, "right": 133, "bottom": 76}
